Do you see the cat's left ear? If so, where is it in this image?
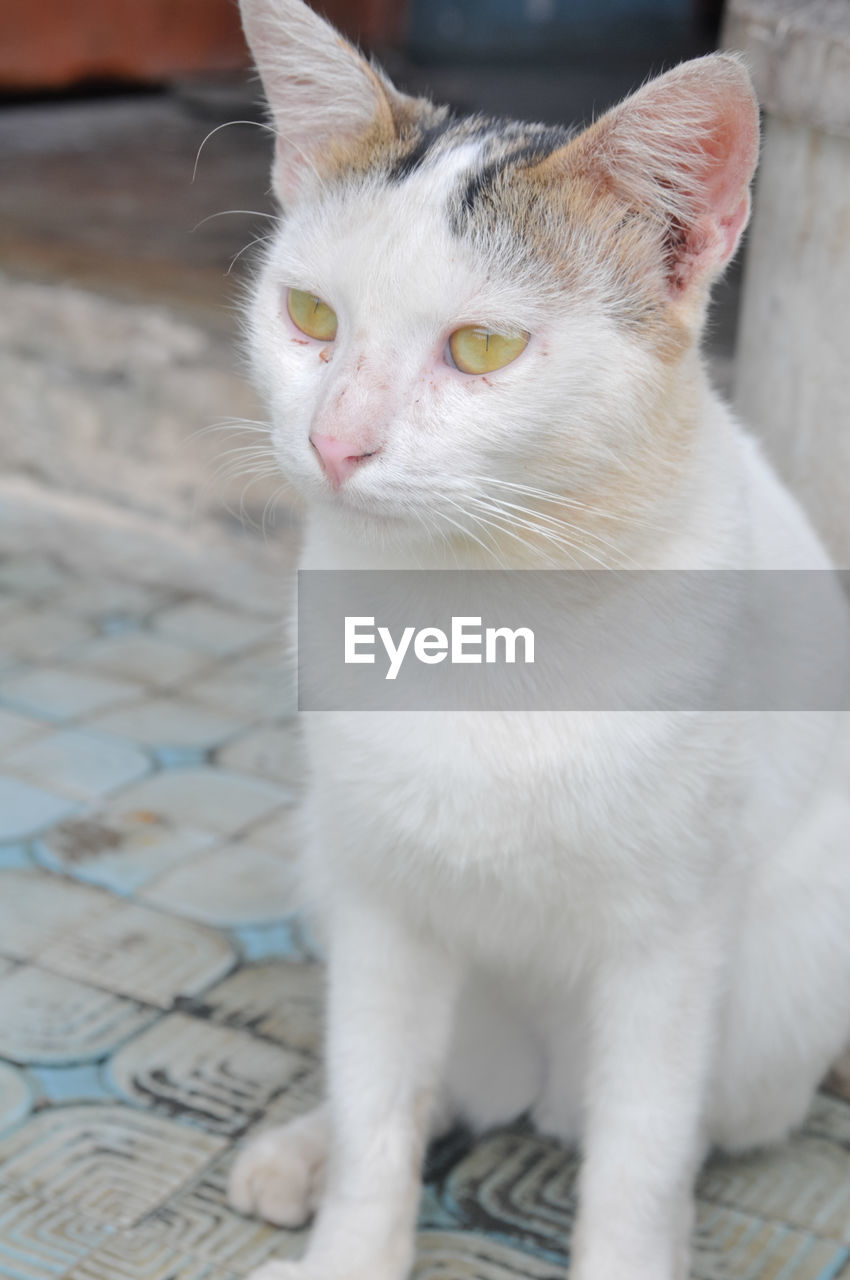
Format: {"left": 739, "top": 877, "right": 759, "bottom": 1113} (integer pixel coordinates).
{"left": 568, "top": 54, "right": 759, "bottom": 295}
{"left": 239, "top": 0, "right": 401, "bottom": 205}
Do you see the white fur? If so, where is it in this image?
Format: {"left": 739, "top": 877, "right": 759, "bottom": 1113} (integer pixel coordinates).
{"left": 229, "top": 6, "right": 850, "bottom": 1279}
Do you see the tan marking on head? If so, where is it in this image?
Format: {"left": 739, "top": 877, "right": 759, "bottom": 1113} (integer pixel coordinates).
{"left": 317, "top": 63, "right": 448, "bottom": 187}
{"left": 502, "top": 142, "right": 693, "bottom": 366}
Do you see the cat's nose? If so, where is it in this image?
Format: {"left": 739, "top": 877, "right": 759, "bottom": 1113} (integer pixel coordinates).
{"left": 310, "top": 433, "right": 380, "bottom": 489}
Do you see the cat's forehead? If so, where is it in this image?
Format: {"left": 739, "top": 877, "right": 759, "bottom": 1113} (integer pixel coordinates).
{"left": 272, "top": 116, "right": 570, "bottom": 316}
{"left": 385, "top": 112, "right": 571, "bottom": 190}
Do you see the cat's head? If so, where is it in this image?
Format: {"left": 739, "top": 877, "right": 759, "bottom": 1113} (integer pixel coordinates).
{"left": 240, "top": 0, "right": 758, "bottom": 563}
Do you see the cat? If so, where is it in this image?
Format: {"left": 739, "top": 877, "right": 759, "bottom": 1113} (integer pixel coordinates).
{"left": 225, "top": 3, "right": 850, "bottom": 1278}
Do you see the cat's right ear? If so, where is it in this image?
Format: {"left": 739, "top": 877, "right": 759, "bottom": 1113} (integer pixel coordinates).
{"left": 239, "top": 0, "right": 396, "bottom": 205}
{"left": 532, "top": 55, "right": 759, "bottom": 300}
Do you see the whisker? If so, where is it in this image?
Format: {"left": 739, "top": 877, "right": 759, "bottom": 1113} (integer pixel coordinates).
{"left": 193, "top": 119, "right": 277, "bottom": 183}
{"left": 467, "top": 495, "right": 617, "bottom": 569}
{"left": 469, "top": 494, "right": 633, "bottom": 568}
{"left": 228, "top": 231, "right": 275, "bottom": 274}
{"left": 191, "top": 209, "right": 278, "bottom": 234}
{"left": 468, "top": 475, "right": 678, "bottom": 539}
{"left": 437, "top": 498, "right": 506, "bottom": 565}
{"left": 463, "top": 501, "right": 583, "bottom": 568}
{"left": 187, "top": 417, "right": 272, "bottom": 444}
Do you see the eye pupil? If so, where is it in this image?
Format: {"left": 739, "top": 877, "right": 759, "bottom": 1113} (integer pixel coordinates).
{"left": 449, "top": 326, "right": 529, "bottom": 375}
{"left": 287, "top": 288, "right": 338, "bottom": 341}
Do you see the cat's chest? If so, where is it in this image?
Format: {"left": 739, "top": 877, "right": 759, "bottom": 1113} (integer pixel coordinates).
{"left": 301, "top": 709, "right": 726, "bottom": 958}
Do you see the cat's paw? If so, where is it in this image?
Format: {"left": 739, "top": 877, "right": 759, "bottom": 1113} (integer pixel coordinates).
{"left": 228, "top": 1108, "right": 328, "bottom": 1228}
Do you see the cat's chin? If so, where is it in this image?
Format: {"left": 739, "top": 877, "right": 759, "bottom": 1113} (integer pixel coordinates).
{"left": 312, "top": 489, "right": 431, "bottom": 546}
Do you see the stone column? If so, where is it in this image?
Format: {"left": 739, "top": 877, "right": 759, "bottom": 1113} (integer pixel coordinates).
{"left": 723, "top": 0, "right": 850, "bottom": 566}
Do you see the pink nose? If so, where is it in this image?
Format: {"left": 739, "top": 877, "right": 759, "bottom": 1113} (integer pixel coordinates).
{"left": 310, "top": 433, "right": 379, "bottom": 489}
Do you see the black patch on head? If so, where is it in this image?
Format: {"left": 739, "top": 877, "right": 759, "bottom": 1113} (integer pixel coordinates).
{"left": 386, "top": 115, "right": 460, "bottom": 182}
{"left": 451, "top": 124, "right": 573, "bottom": 234}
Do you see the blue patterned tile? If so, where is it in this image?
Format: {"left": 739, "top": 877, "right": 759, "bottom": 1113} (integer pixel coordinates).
{"left": 35, "top": 810, "right": 215, "bottom": 895}
{"left": 64, "top": 1228, "right": 241, "bottom": 1280}
{"left": 182, "top": 960, "right": 323, "bottom": 1055}
{"left": 216, "top": 724, "right": 304, "bottom": 791}
{"left": 0, "top": 667, "right": 142, "bottom": 722}
{"left": 824, "top": 1051, "right": 850, "bottom": 1108}
{"left": 0, "top": 778, "right": 76, "bottom": 843}
{"left": 3, "top": 729, "right": 151, "bottom": 802}
{"left": 153, "top": 746, "right": 210, "bottom": 768}
{"left": 224, "top": 645, "right": 297, "bottom": 721}
{"left": 53, "top": 578, "right": 167, "bottom": 623}
{"left": 37, "top": 900, "right": 236, "bottom": 1008}
{"left": 238, "top": 806, "right": 299, "bottom": 854}
{"left": 0, "top": 1062, "right": 31, "bottom": 1137}
{"left": 142, "top": 1149, "right": 306, "bottom": 1272}
{"left": 804, "top": 1092, "right": 850, "bottom": 1147}
{"left": 0, "top": 1105, "right": 226, "bottom": 1227}
{"left": 141, "top": 843, "right": 298, "bottom": 927}
{"left": 436, "top": 1131, "right": 576, "bottom": 1266}
{"left": 239, "top": 1061, "right": 323, "bottom": 1132}
{"left": 153, "top": 601, "right": 278, "bottom": 657}
{"left": 0, "top": 1184, "right": 107, "bottom": 1279}
{"left": 183, "top": 671, "right": 286, "bottom": 724}
{"left": 72, "top": 633, "right": 216, "bottom": 688}
{"left": 28, "top": 1063, "right": 115, "bottom": 1108}
{"left": 0, "top": 847, "right": 34, "bottom": 871}
{"left": 0, "top": 608, "right": 94, "bottom": 664}
{"left": 419, "top": 1184, "right": 466, "bottom": 1234}
{"left": 232, "top": 919, "right": 307, "bottom": 963}
{"left": 692, "top": 1202, "right": 850, "bottom": 1280}
{"left": 107, "top": 1012, "right": 310, "bottom": 1137}
{"left": 0, "top": 870, "right": 111, "bottom": 962}
{"left": 0, "top": 965, "right": 158, "bottom": 1065}
{"left": 699, "top": 1135, "right": 850, "bottom": 1246}
{"left": 101, "top": 614, "right": 144, "bottom": 635}
{"left": 104, "top": 768, "right": 292, "bottom": 838}
{"left": 0, "top": 596, "right": 24, "bottom": 622}
{"left": 412, "top": 1231, "right": 563, "bottom": 1279}
{"left": 0, "top": 558, "right": 69, "bottom": 600}
{"left": 0, "top": 709, "right": 43, "bottom": 752}
{"left": 86, "top": 696, "right": 245, "bottom": 755}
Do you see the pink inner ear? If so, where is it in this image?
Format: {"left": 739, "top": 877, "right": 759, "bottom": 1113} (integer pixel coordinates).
{"left": 717, "top": 193, "right": 751, "bottom": 262}
{"left": 672, "top": 193, "right": 750, "bottom": 293}
{"left": 697, "top": 102, "right": 757, "bottom": 220}
{"left": 667, "top": 93, "right": 758, "bottom": 292}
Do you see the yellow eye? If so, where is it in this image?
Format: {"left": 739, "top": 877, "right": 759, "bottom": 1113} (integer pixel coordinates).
{"left": 449, "top": 326, "right": 529, "bottom": 375}
{"left": 287, "top": 288, "right": 338, "bottom": 341}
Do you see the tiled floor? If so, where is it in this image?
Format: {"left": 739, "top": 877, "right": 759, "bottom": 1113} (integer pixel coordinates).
{"left": 1, "top": 548, "right": 850, "bottom": 1280}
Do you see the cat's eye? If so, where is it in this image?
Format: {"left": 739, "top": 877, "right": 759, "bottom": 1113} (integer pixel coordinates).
{"left": 287, "top": 288, "right": 338, "bottom": 342}
{"left": 449, "top": 326, "right": 529, "bottom": 375}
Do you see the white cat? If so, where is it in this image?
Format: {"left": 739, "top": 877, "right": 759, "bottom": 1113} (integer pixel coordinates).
{"left": 226, "top": 3, "right": 850, "bottom": 1278}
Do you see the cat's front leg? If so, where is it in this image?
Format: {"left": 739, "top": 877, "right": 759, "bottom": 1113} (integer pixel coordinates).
{"left": 245, "top": 891, "right": 459, "bottom": 1280}
{"left": 571, "top": 917, "right": 723, "bottom": 1280}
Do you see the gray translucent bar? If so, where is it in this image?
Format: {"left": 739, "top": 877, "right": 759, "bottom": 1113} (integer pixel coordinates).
{"left": 297, "top": 570, "right": 850, "bottom": 712}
